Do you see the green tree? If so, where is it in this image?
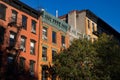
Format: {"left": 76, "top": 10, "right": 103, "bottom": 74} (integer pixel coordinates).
{"left": 54, "top": 39, "right": 97, "bottom": 80}
{"left": 53, "top": 33, "right": 120, "bottom": 80}
{"left": 93, "top": 34, "right": 120, "bottom": 80}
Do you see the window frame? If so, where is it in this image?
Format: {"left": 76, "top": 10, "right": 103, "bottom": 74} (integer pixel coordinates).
{"left": 52, "top": 50, "right": 57, "bottom": 62}
{"left": 61, "top": 35, "right": 65, "bottom": 46}
{"left": 9, "top": 31, "right": 16, "bottom": 47}
{"left": 0, "top": 3, "right": 7, "bottom": 20}
{"left": 42, "top": 26, "right": 48, "bottom": 40}
{"left": 22, "top": 15, "right": 27, "bottom": 30}
{"left": 19, "top": 57, "right": 26, "bottom": 71}
{"left": 11, "top": 10, "right": 18, "bottom": 23}
{"left": 31, "top": 20, "right": 36, "bottom": 34}
{"left": 29, "top": 60, "right": 35, "bottom": 76}
{"left": 20, "top": 36, "right": 26, "bottom": 52}
{"left": 42, "top": 47, "right": 47, "bottom": 61}
{"left": 52, "top": 31, "right": 56, "bottom": 44}
{"left": 30, "top": 40, "right": 36, "bottom": 55}
{"left": 87, "top": 20, "right": 90, "bottom": 30}
{"left": 92, "top": 23, "right": 95, "bottom": 32}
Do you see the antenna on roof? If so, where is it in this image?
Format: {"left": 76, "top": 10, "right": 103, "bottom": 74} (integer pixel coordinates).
{"left": 56, "top": 10, "right": 58, "bottom": 18}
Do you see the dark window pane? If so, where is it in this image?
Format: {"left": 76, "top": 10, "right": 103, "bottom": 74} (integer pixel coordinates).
{"left": 61, "top": 35, "right": 65, "bottom": 45}
{"left": 19, "top": 57, "right": 25, "bottom": 72}
{"left": 88, "top": 20, "right": 90, "bottom": 29}
{"left": 30, "top": 60, "right": 35, "bottom": 76}
{"left": 0, "top": 27, "right": 5, "bottom": 44}
{"left": 0, "top": 3, "right": 6, "bottom": 20}
{"left": 22, "top": 15, "right": 27, "bottom": 29}
{"left": 42, "top": 66, "right": 48, "bottom": 80}
{"left": 52, "top": 50, "right": 56, "bottom": 62}
{"left": 52, "top": 31, "right": 56, "bottom": 43}
{"left": 42, "top": 47, "right": 47, "bottom": 61}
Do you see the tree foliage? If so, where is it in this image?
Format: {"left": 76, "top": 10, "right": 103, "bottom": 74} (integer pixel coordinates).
{"left": 93, "top": 34, "right": 120, "bottom": 80}
{"left": 53, "top": 34, "right": 120, "bottom": 80}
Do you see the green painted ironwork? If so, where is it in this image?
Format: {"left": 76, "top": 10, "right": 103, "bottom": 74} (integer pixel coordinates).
{"left": 41, "top": 11, "right": 70, "bottom": 33}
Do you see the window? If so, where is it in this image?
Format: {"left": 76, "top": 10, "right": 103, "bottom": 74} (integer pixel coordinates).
{"left": 30, "top": 40, "right": 36, "bottom": 55}
{"left": 9, "top": 31, "right": 16, "bottom": 47}
{"left": 19, "top": 57, "right": 25, "bottom": 72}
{"left": 42, "top": 47, "right": 47, "bottom": 61}
{"left": 42, "top": 66, "right": 48, "bottom": 80}
{"left": 42, "top": 27, "right": 47, "bottom": 40}
{"left": 0, "top": 3, "right": 7, "bottom": 20}
{"left": 52, "top": 50, "right": 56, "bottom": 62}
{"left": 31, "top": 20, "right": 36, "bottom": 33}
{"left": 20, "top": 36, "right": 26, "bottom": 52}
{"left": 22, "top": 15, "right": 27, "bottom": 29}
{"left": 0, "top": 27, "right": 5, "bottom": 44}
{"left": 61, "top": 35, "right": 65, "bottom": 46}
{"left": 88, "top": 20, "right": 90, "bottom": 30}
{"left": 29, "top": 60, "right": 35, "bottom": 76}
{"left": 92, "top": 23, "right": 95, "bottom": 32}
{"left": 52, "top": 31, "right": 56, "bottom": 43}
{"left": 11, "top": 10, "right": 17, "bottom": 22}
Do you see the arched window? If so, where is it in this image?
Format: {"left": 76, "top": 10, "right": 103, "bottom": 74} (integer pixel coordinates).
{"left": 0, "top": 3, "right": 7, "bottom": 20}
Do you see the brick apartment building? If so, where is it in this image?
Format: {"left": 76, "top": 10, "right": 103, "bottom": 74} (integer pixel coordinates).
{"left": 59, "top": 10, "right": 120, "bottom": 42}
{"left": 0, "top": 0, "right": 39, "bottom": 79}
{"left": 0, "top": 0, "right": 120, "bottom": 80}
{"left": 0, "top": 0, "right": 70, "bottom": 80}
{"left": 38, "top": 10, "right": 70, "bottom": 80}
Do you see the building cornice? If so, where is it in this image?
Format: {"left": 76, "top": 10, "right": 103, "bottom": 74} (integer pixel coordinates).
{"left": 2, "top": 0, "right": 40, "bottom": 19}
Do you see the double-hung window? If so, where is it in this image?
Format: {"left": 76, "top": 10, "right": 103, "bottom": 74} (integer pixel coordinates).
{"left": 92, "top": 23, "right": 95, "bottom": 32}
{"left": 30, "top": 40, "right": 36, "bottom": 55}
{"left": 22, "top": 15, "right": 27, "bottom": 29}
{"left": 61, "top": 35, "right": 65, "bottom": 47}
{"left": 42, "top": 47, "right": 47, "bottom": 61}
{"left": 19, "top": 57, "right": 25, "bottom": 72}
{"left": 52, "top": 50, "right": 56, "bottom": 62}
{"left": 31, "top": 20, "right": 36, "bottom": 33}
{"left": 20, "top": 36, "right": 26, "bottom": 52}
{"left": 11, "top": 10, "right": 17, "bottom": 23}
{"left": 0, "top": 3, "right": 7, "bottom": 20}
{"left": 29, "top": 60, "right": 35, "bottom": 76}
{"left": 42, "top": 27, "right": 47, "bottom": 40}
{"left": 52, "top": 31, "right": 56, "bottom": 43}
{"left": 88, "top": 20, "right": 90, "bottom": 30}
{"left": 9, "top": 31, "right": 16, "bottom": 47}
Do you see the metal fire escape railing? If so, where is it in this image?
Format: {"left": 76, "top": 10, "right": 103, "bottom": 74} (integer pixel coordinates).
{"left": 0, "top": 16, "right": 23, "bottom": 79}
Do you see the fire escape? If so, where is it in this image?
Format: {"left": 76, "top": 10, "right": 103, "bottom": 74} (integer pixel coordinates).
{"left": 0, "top": 16, "right": 22, "bottom": 80}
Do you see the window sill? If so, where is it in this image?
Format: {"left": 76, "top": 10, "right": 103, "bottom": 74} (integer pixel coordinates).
{"left": 52, "top": 43, "right": 57, "bottom": 46}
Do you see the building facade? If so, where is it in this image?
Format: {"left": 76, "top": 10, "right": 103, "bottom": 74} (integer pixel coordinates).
{"left": 59, "top": 10, "right": 120, "bottom": 42}
{"left": 38, "top": 10, "right": 70, "bottom": 80}
{"left": 0, "top": 0, "right": 40, "bottom": 79}
{"left": 0, "top": 0, "right": 70, "bottom": 80}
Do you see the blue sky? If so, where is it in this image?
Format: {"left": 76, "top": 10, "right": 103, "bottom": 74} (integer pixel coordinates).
{"left": 20, "top": 0, "right": 120, "bottom": 33}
